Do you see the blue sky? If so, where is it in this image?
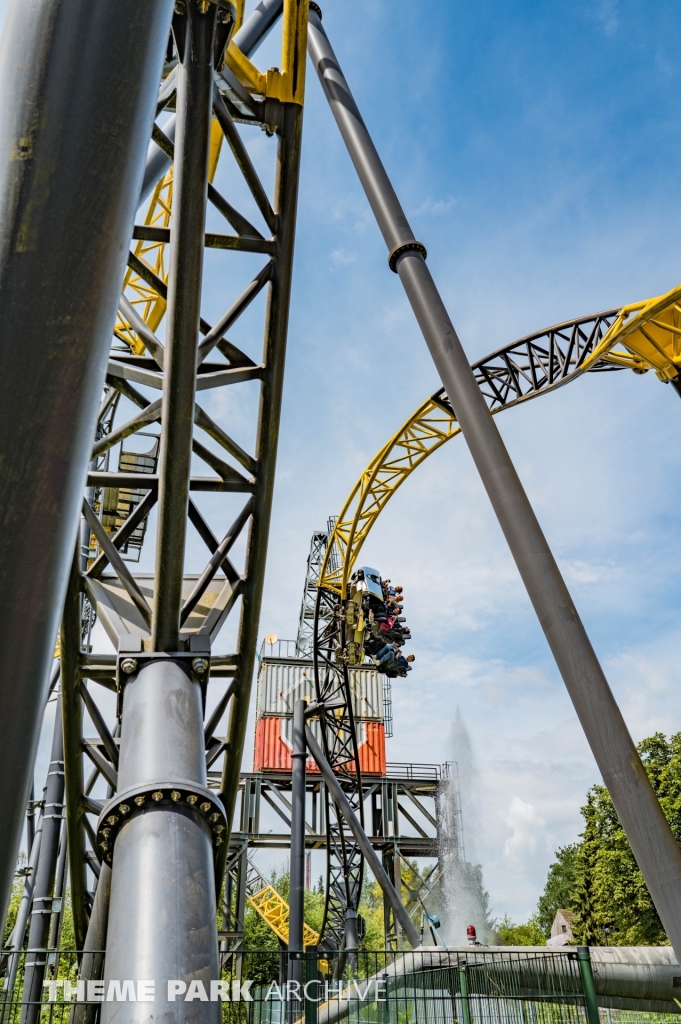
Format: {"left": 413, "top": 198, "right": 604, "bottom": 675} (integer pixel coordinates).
{"left": 258, "top": 0, "right": 681, "bottom": 925}
{"left": 17, "top": 0, "right": 681, "bottom": 929}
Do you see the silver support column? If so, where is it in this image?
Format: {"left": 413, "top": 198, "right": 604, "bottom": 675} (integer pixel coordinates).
{"left": 21, "top": 698, "right": 65, "bottom": 1024}
{"left": 102, "top": 659, "right": 219, "bottom": 1024}
{"left": 5, "top": 809, "right": 44, "bottom": 995}
{"left": 289, "top": 700, "right": 306, "bottom": 984}
{"left": 308, "top": 10, "right": 681, "bottom": 960}
{"left": 0, "top": 0, "right": 172, "bottom": 930}
{"left": 153, "top": 1, "right": 218, "bottom": 650}
{"left": 73, "top": 864, "right": 112, "bottom": 1024}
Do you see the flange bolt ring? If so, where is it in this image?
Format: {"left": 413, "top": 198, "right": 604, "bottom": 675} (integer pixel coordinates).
{"left": 388, "top": 239, "right": 427, "bottom": 273}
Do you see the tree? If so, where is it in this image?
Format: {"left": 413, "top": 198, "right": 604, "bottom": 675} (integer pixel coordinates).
{"left": 541, "top": 732, "right": 681, "bottom": 946}
{"left": 3, "top": 857, "right": 25, "bottom": 945}
{"left": 496, "top": 914, "right": 545, "bottom": 946}
{"left": 536, "top": 844, "right": 578, "bottom": 936}
{"left": 571, "top": 792, "right": 601, "bottom": 945}
{"left": 503, "top": 732, "right": 681, "bottom": 947}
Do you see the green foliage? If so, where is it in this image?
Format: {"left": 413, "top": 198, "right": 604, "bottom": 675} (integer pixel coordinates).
{"left": 496, "top": 913, "right": 545, "bottom": 946}
{"left": 4, "top": 855, "right": 26, "bottom": 945}
{"left": 238, "top": 861, "right": 425, "bottom": 954}
{"left": 571, "top": 793, "right": 601, "bottom": 945}
{"left": 536, "top": 845, "right": 578, "bottom": 936}
{"left": 3, "top": 853, "right": 75, "bottom": 956}
{"left": 358, "top": 874, "right": 388, "bottom": 951}
{"left": 500, "top": 731, "right": 681, "bottom": 947}
{"left": 565, "top": 731, "right": 681, "bottom": 946}
{"left": 57, "top": 888, "right": 76, "bottom": 951}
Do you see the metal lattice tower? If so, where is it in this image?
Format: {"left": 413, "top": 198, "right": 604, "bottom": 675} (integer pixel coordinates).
{"left": 295, "top": 516, "right": 338, "bottom": 654}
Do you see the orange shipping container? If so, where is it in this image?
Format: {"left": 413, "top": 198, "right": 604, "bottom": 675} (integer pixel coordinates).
{"left": 253, "top": 716, "right": 386, "bottom": 776}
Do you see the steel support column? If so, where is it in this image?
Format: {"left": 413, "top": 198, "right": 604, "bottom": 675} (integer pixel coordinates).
{"left": 0, "top": 0, "right": 172, "bottom": 929}
{"left": 289, "top": 700, "right": 306, "bottom": 981}
{"left": 102, "top": 659, "right": 219, "bottom": 1024}
{"left": 153, "top": 2, "right": 217, "bottom": 651}
{"left": 47, "top": 825, "right": 67, "bottom": 950}
{"left": 73, "top": 864, "right": 112, "bottom": 1024}
{"left": 21, "top": 697, "right": 65, "bottom": 1024}
{"left": 61, "top": 548, "right": 88, "bottom": 951}
{"left": 308, "top": 12, "right": 681, "bottom": 960}
{"left": 5, "top": 809, "right": 44, "bottom": 995}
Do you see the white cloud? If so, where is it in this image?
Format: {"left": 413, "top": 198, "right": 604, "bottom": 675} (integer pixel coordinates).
{"left": 415, "top": 196, "right": 460, "bottom": 216}
{"left": 330, "top": 249, "right": 358, "bottom": 266}
{"left": 594, "top": 0, "right": 619, "bottom": 36}
{"left": 504, "top": 798, "right": 547, "bottom": 862}
{"left": 562, "top": 560, "right": 623, "bottom": 586}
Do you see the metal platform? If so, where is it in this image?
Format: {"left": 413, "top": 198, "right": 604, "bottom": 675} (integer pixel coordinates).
{"left": 211, "top": 763, "right": 462, "bottom": 951}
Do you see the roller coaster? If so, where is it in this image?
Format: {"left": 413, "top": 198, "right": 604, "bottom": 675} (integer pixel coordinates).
{"left": 0, "top": 1, "right": 681, "bottom": 1022}
{"left": 308, "top": 282, "right": 681, "bottom": 953}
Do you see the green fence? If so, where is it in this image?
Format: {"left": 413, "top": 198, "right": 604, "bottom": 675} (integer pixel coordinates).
{"left": 227, "top": 949, "right": 594, "bottom": 1024}
{"left": 0, "top": 949, "right": 676, "bottom": 1024}
{"left": 0, "top": 950, "right": 87, "bottom": 1024}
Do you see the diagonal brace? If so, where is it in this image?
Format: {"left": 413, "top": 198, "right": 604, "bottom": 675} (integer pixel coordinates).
{"left": 181, "top": 498, "right": 254, "bottom": 625}
{"left": 87, "top": 490, "right": 157, "bottom": 579}
{"left": 197, "top": 261, "right": 273, "bottom": 364}
{"left": 82, "top": 500, "right": 152, "bottom": 627}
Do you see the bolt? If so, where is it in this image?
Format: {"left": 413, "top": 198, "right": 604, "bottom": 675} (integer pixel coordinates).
{"left": 192, "top": 657, "right": 209, "bottom": 674}
{"left": 120, "top": 658, "right": 138, "bottom": 674}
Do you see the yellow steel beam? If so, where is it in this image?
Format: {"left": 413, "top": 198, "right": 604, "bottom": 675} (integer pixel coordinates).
{"left": 115, "top": 169, "right": 173, "bottom": 355}
{"left": 224, "top": 0, "right": 309, "bottom": 105}
{"left": 320, "top": 283, "right": 681, "bottom": 595}
{"left": 582, "top": 281, "right": 681, "bottom": 381}
{"left": 320, "top": 398, "right": 460, "bottom": 594}
{"left": 248, "top": 883, "right": 320, "bottom": 948}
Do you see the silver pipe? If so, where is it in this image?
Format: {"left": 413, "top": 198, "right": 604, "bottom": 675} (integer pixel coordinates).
{"left": 0, "top": 0, "right": 173, "bottom": 933}
{"left": 313, "top": 946, "right": 681, "bottom": 1024}
{"left": 307, "top": 10, "right": 681, "bottom": 962}
{"left": 21, "top": 695, "right": 66, "bottom": 1024}
{"left": 289, "top": 700, "right": 306, "bottom": 961}
{"left": 102, "top": 659, "right": 218, "bottom": 1024}
{"left": 4, "top": 807, "right": 44, "bottom": 995}
{"left": 72, "top": 864, "right": 112, "bottom": 1024}
{"left": 232, "top": 0, "right": 282, "bottom": 56}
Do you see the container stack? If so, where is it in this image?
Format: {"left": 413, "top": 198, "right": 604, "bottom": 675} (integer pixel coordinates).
{"left": 253, "top": 646, "right": 387, "bottom": 775}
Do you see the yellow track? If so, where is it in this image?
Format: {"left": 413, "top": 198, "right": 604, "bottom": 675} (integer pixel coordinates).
{"left": 248, "top": 883, "right": 320, "bottom": 948}
{"left": 320, "top": 281, "right": 681, "bottom": 594}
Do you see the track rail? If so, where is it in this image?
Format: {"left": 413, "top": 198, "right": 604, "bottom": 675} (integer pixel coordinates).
{"left": 313, "top": 285, "right": 681, "bottom": 949}
{"left": 321, "top": 286, "right": 681, "bottom": 596}
{"left": 313, "top": 588, "right": 364, "bottom": 951}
